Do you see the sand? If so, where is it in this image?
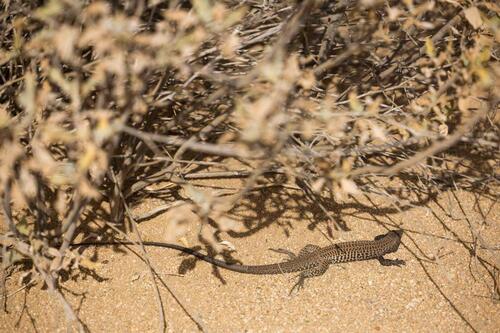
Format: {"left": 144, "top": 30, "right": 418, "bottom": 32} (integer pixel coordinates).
{"left": 1, "top": 181, "right": 498, "bottom": 332}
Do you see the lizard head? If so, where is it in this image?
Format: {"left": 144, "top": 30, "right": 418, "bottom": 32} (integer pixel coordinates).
{"left": 375, "top": 230, "right": 403, "bottom": 253}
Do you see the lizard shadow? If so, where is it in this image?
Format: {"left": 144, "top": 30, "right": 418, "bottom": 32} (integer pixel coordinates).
{"left": 175, "top": 244, "right": 244, "bottom": 285}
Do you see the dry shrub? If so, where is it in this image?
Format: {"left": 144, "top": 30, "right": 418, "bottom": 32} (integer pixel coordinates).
{"left": 0, "top": 0, "right": 498, "bottom": 328}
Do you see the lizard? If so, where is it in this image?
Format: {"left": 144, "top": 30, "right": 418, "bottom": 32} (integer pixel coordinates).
{"left": 72, "top": 230, "right": 405, "bottom": 292}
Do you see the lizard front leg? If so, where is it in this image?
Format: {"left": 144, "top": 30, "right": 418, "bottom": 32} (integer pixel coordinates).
{"left": 289, "top": 260, "right": 329, "bottom": 294}
{"left": 378, "top": 256, "right": 405, "bottom": 267}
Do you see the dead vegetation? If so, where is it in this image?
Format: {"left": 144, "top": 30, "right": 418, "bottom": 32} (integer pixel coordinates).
{"left": 0, "top": 0, "right": 498, "bottom": 331}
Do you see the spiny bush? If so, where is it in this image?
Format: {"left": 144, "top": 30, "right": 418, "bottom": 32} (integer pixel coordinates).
{"left": 0, "top": 0, "right": 498, "bottom": 329}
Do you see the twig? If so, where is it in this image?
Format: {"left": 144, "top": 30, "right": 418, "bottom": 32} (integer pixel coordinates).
{"left": 183, "top": 169, "right": 285, "bottom": 180}
{"left": 58, "top": 197, "right": 87, "bottom": 258}
{"left": 134, "top": 201, "right": 187, "bottom": 223}
{"left": 0, "top": 264, "right": 6, "bottom": 312}
{"left": 121, "top": 125, "right": 252, "bottom": 159}
{"left": 0, "top": 76, "right": 24, "bottom": 94}
{"left": 2, "top": 180, "right": 19, "bottom": 237}
{"left": 314, "top": 44, "right": 359, "bottom": 77}
{"left": 146, "top": 158, "right": 228, "bottom": 167}
{"left": 110, "top": 170, "right": 167, "bottom": 333}
{"left": 0, "top": 279, "right": 37, "bottom": 302}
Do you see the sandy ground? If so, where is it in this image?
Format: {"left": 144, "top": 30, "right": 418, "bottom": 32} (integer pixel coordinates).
{"left": 1, "top": 178, "right": 498, "bottom": 332}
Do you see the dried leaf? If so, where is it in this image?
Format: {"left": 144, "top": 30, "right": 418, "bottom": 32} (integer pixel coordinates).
{"left": 438, "top": 124, "right": 448, "bottom": 137}
{"left": 387, "top": 7, "right": 403, "bottom": 22}
{"left": 464, "top": 7, "right": 483, "bottom": 30}
{"left": 370, "top": 123, "right": 387, "bottom": 142}
{"left": 201, "top": 224, "right": 224, "bottom": 253}
{"left": 298, "top": 70, "right": 315, "bottom": 90}
{"left": 78, "top": 145, "right": 97, "bottom": 172}
{"left": 178, "top": 236, "right": 190, "bottom": 247}
{"left": 5, "top": 249, "right": 25, "bottom": 266}
{"left": 78, "top": 257, "right": 101, "bottom": 270}
{"left": 183, "top": 185, "right": 212, "bottom": 215}
{"left": 311, "top": 178, "right": 326, "bottom": 193}
{"left": 163, "top": 204, "right": 197, "bottom": 243}
{"left": 54, "top": 25, "right": 79, "bottom": 61}
{"left": 192, "top": 0, "right": 212, "bottom": 23}
{"left": 17, "top": 72, "right": 36, "bottom": 122}
{"left": 216, "top": 216, "right": 245, "bottom": 232}
{"left": 220, "top": 34, "right": 240, "bottom": 58}
{"left": 49, "top": 162, "right": 77, "bottom": 186}
{"left": 221, "top": 6, "right": 247, "bottom": 28}
{"left": 340, "top": 178, "right": 360, "bottom": 195}
{"left": 424, "top": 37, "right": 435, "bottom": 58}
{"left": 348, "top": 92, "right": 363, "bottom": 113}
{"left": 19, "top": 168, "right": 38, "bottom": 199}
{"left": 15, "top": 217, "right": 31, "bottom": 237}
{"left": 0, "top": 106, "right": 12, "bottom": 128}
{"left": 218, "top": 240, "right": 236, "bottom": 252}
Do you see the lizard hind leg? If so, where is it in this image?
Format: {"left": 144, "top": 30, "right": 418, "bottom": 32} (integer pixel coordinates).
{"left": 270, "top": 244, "right": 322, "bottom": 262}
{"left": 289, "top": 261, "right": 329, "bottom": 295}
{"left": 268, "top": 248, "right": 297, "bottom": 261}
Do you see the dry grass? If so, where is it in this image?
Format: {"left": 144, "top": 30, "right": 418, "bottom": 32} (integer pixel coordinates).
{"left": 0, "top": 0, "right": 498, "bottom": 331}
